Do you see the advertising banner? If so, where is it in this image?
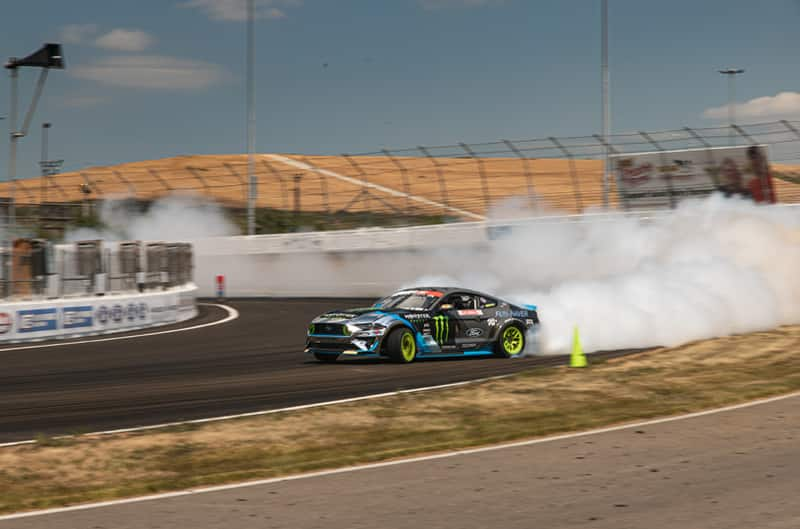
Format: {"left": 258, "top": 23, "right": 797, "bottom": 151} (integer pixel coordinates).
{"left": 0, "top": 285, "right": 197, "bottom": 343}
{"left": 611, "top": 145, "right": 776, "bottom": 210}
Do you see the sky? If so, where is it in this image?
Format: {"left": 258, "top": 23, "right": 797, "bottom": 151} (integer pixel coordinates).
{"left": 1, "top": 0, "right": 799, "bottom": 177}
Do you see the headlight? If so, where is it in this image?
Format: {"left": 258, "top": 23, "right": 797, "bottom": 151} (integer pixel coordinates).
{"left": 350, "top": 322, "right": 387, "bottom": 337}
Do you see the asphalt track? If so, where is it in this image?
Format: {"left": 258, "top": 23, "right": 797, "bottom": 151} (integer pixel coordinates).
{"left": 0, "top": 299, "right": 640, "bottom": 443}
{"left": 6, "top": 389, "right": 799, "bottom": 528}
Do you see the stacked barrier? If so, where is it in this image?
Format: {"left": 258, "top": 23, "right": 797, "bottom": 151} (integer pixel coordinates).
{"left": 0, "top": 240, "right": 197, "bottom": 342}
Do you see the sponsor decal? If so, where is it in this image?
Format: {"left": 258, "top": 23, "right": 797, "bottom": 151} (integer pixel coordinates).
{"left": 111, "top": 305, "right": 125, "bottom": 323}
{"left": 526, "top": 319, "right": 535, "bottom": 327}
{"left": 63, "top": 306, "right": 93, "bottom": 329}
{"left": 0, "top": 312, "right": 11, "bottom": 334}
{"left": 487, "top": 318, "right": 498, "bottom": 327}
{"left": 96, "top": 306, "right": 109, "bottom": 324}
{"left": 325, "top": 313, "right": 356, "bottom": 320}
{"left": 465, "top": 327, "right": 483, "bottom": 338}
{"left": 17, "top": 308, "right": 58, "bottom": 333}
{"left": 457, "top": 309, "right": 483, "bottom": 317}
{"left": 433, "top": 315, "right": 450, "bottom": 344}
{"left": 496, "top": 310, "right": 529, "bottom": 318}
{"left": 127, "top": 303, "right": 138, "bottom": 321}
{"left": 403, "top": 313, "right": 431, "bottom": 320}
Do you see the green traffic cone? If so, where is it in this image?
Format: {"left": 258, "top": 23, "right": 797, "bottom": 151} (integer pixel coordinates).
{"left": 570, "top": 325, "right": 588, "bottom": 368}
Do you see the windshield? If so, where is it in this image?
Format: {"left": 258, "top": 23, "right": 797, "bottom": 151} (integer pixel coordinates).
{"left": 373, "top": 290, "right": 443, "bottom": 310}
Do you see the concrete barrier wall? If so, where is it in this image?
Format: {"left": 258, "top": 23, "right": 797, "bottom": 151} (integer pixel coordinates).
{"left": 0, "top": 283, "right": 197, "bottom": 343}
{"left": 192, "top": 205, "right": 800, "bottom": 298}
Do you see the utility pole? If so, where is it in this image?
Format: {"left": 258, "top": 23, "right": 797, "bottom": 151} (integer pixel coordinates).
{"left": 601, "top": 0, "right": 610, "bottom": 209}
{"left": 40, "top": 122, "right": 50, "bottom": 204}
{"left": 719, "top": 68, "right": 744, "bottom": 145}
{"left": 246, "top": 0, "right": 257, "bottom": 235}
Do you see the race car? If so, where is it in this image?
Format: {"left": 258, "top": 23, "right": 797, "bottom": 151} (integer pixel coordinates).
{"left": 305, "top": 287, "right": 539, "bottom": 363}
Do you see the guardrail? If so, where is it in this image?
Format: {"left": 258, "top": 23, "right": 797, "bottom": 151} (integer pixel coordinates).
{"left": 0, "top": 283, "right": 197, "bottom": 343}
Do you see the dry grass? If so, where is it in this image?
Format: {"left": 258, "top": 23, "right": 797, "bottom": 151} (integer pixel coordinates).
{"left": 5, "top": 155, "right": 800, "bottom": 219}
{"left": 1, "top": 325, "right": 799, "bottom": 514}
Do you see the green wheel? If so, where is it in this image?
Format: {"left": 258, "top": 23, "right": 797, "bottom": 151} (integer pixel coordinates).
{"left": 495, "top": 324, "right": 526, "bottom": 358}
{"left": 386, "top": 327, "right": 417, "bottom": 363}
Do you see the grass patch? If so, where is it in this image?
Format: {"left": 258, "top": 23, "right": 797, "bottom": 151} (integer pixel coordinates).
{"left": 1, "top": 325, "right": 800, "bottom": 514}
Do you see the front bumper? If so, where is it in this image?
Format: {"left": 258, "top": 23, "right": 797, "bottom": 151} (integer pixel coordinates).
{"left": 305, "top": 334, "right": 383, "bottom": 357}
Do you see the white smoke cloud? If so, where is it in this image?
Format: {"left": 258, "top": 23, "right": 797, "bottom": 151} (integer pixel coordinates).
{"left": 434, "top": 196, "right": 800, "bottom": 354}
{"left": 65, "top": 195, "right": 239, "bottom": 242}
{"left": 189, "top": 194, "right": 800, "bottom": 356}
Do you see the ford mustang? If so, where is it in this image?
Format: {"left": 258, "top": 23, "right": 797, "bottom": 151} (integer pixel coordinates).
{"left": 305, "top": 287, "right": 539, "bottom": 363}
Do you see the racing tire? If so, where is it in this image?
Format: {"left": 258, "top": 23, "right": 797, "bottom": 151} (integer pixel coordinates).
{"left": 494, "top": 323, "right": 526, "bottom": 358}
{"left": 385, "top": 327, "right": 417, "bottom": 363}
{"left": 314, "top": 353, "right": 339, "bottom": 363}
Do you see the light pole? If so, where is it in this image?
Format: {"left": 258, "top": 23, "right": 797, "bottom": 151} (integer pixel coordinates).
{"left": 246, "top": 0, "right": 257, "bottom": 235}
{"left": 40, "top": 122, "right": 51, "bottom": 204}
{"left": 719, "top": 68, "right": 744, "bottom": 145}
{"left": 5, "top": 43, "right": 64, "bottom": 294}
{"left": 601, "top": 0, "right": 610, "bottom": 209}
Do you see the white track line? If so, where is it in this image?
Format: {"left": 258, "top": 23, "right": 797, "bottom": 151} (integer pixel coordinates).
{"left": 266, "top": 154, "right": 486, "bottom": 221}
{"left": 2, "top": 389, "right": 799, "bottom": 521}
{"left": 0, "top": 303, "right": 238, "bottom": 355}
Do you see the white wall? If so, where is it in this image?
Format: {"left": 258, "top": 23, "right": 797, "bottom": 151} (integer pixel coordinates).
{"left": 0, "top": 284, "right": 197, "bottom": 342}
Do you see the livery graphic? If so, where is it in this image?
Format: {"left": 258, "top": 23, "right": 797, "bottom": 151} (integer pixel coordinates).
{"left": 305, "top": 286, "right": 539, "bottom": 364}
{"left": 433, "top": 314, "right": 450, "bottom": 344}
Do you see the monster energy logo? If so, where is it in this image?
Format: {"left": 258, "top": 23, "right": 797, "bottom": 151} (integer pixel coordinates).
{"left": 433, "top": 315, "right": 449, "bottom": 343}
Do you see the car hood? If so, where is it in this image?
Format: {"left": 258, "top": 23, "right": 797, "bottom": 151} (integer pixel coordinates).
{"left": 313, "top": 307, "right": 426, "bottom": 324}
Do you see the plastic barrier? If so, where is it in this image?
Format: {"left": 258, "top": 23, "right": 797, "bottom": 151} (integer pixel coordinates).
{"left": 0, "top": 283, "right": 197, "bottom": 343}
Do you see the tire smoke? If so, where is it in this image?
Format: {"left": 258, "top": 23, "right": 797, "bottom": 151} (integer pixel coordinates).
{"left": 429, "top": 196, "right": 800, "bottom": 354}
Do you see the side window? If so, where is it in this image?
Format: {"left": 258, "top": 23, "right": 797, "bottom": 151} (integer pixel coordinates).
{"left": 478, "top": 296, "right": 497, "bottom": 309}
{"left": 447, "top": 294, "right": 477, "bottom": 311}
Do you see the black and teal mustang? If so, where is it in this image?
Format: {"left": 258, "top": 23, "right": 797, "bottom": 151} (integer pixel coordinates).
{"left": 305, "top": 287, "right": 539, "bottom": 363}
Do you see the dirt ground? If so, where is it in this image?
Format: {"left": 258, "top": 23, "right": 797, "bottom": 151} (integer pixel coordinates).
{"left": 4, "top": 154, "right": 800, "bottom": 219}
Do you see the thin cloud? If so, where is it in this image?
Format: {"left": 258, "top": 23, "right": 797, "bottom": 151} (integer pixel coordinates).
{"left": 94, "top": 29, "right": 155, "bottom": 52}
{"left": 179, "top": 0, "right": 301, "bottom": 21}
{"left": 703, "top": 91, "right": 800, "bottom": 120}
{"left": 71, "top": 55, "right": 224, "bottom": 90}
{"left": 60, "top": 24, "right": 99, "bottom": 44}
{"left": 419, "top": 0, "right": 507, "bottom": 9}
{"left": 59, "top": 95, "right": 110, "bottom": 108}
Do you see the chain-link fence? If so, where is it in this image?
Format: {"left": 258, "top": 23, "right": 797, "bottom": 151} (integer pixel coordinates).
{"left": 2, "top": 120, "right": 800, "bottom": 233}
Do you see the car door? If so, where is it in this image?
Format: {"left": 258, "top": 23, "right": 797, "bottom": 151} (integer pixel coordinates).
{"left": 453, "top": 294, "right": 495, "bottom": 350}
{"left": 429, "top": 294, "right": 463, "bottom": 350}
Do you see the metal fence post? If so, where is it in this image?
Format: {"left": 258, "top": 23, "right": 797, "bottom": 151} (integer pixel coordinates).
{"left": 185, "top": 166, "right": 212, "bottom": 195}
{"left": 112, "top": 170, "right": 137, "bottom": 195}
{"left": 638, "top": 131, "right": 677, "bottom": 208}
{"left": 382, "top": 149, "right": 411, "bottom": 217}
{"left": 261, "top": 159, "right": 289, "bottom": 210}
{"left": 146, "top": 169, "right": 172, "bottom": 192}
{"left": 549, "top": 137, "right": 583, "bottom": 213}
{"left": 418, "top": 146, "right": 450, "bottom": 215}
{"left": 222, "top": 162, "right": 248, "bottom": 207}
{"left": 503, "top": 139, "right": 537, "bottom": 211}
{"left": 459, "top": 143, "right": 490, "bottom": 214}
